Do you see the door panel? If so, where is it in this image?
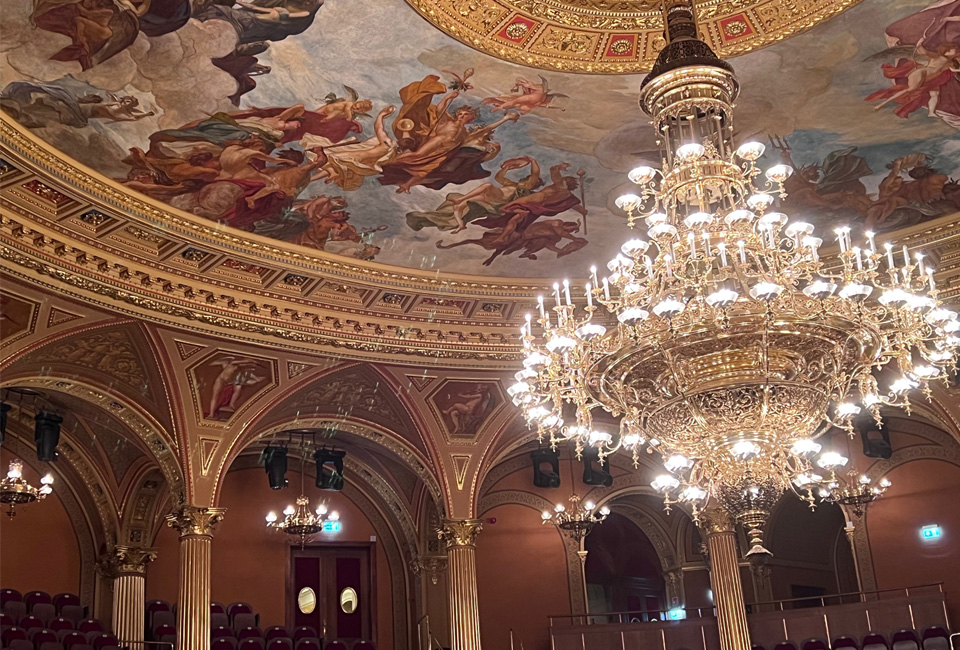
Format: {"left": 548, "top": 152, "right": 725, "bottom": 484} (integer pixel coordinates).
{"left": 290, "top": 545, "right": 373, "bottom": 643}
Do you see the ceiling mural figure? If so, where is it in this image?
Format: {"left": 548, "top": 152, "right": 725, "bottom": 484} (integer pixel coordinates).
{"left": 2, "top": 0, "right": 959, "bottom": 277}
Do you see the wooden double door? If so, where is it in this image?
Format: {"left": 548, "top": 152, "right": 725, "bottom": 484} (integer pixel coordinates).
{"left": 289, "top": 544, "right": 374, "bottom": 644}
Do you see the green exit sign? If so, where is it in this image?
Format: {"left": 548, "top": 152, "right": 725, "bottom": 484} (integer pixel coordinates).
{"left": 921, "top": 524, "right": 941, "bottom": 539}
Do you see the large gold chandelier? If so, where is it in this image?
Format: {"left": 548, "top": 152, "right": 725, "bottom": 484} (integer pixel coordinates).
{"left": 510, "top": 0, "right": 959, "bottom": 557}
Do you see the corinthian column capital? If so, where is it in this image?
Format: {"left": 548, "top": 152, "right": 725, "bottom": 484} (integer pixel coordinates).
{"left": 699, "top": 507, "right": 735, "bottom": 536}
{"left": 165, "top": 505, "right": 226, "bottom": 538}
{"left": 112, "top": 545, "right": 158, "bottom": 575}
{"left": 438, "top": 519, "right": 482, "bottom": 548}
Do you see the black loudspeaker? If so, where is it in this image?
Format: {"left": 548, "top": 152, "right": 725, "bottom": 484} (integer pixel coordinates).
{"left": 314, "top": 448, "right": 346, "bottom": 491}
{"left": 35, "top": 411, "right": 63, "bottom": 462}
{"left": 0, "top": 403, "right": 10, "bottom": 446}
{"left": 582, "top": 446, "right": 613, "bottom": 487}
{"left": 531, "top": 448, "right": 561, "bottom": 488}
{"left": 260, "top": 445, "right": 289, "bottom": 489}
{"left": 858, "top": 418, "right": 893, "bottom": 459}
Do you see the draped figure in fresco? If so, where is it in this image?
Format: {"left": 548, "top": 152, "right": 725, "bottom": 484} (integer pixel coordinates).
{"left": 0, "top": 81, "right": 154, "bottom": 127}
{"left": 866, "top": 0, "right": 960, "bottom": 128}
{"left": 300, "top": 105, "right": 398, "bottom": 191}
{"left": 377, "top": 75, "right": 521, "bottom": 193}
{"left": 405, "top": 156, "right": 543, "bottom": 234}
{"left": 196, "top": 0, "right": 324, "bottom": 104}
{"left": 435, "top": 162, "right": 588, "bottom": 265}
{"left": 31, "top": 0, "right": 190, "bottom": 70}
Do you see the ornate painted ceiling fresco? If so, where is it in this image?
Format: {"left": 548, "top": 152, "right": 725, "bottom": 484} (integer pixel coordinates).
{"left": 1, "top": 0, "right": 959, "bottom": 278}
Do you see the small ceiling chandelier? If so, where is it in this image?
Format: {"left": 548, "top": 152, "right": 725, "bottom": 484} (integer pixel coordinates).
{"left": 265, "top": 447, "right": 338, "bottom": 548}
{"left": 1, "top": 460, "right": 53, "bottom": 518}
{"left": 542, "top": 493, "right": 610, "bottom": 544}
{"left": 510, "top": 0, "right": 958, "bottom": 558}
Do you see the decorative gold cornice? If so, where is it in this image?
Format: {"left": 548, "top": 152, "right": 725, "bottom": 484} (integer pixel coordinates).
{"left": 405, "top": 0, "right": 866, "bottom": 74}
{"left": 439, "top": 518, "right": 483, "bottom": 548}
{"left": 2, "top": 115, "right": 960, "bottom": 368}
{"left": 165, "top": 505, "right": 226, "bottom": 538}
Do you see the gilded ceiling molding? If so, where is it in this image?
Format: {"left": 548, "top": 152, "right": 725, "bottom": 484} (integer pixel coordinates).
{"left": 404, "top": 0, "right": 868, "bottom": 74}
{"left": 4, "top": 116, "right": 960, "bottom": 370}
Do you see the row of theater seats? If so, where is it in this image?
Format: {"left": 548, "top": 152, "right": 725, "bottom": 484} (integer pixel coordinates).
{"left": 1, "top": 589, "right": 117, "bottom": 650}
{"left": 145, "top": 600, "right": 375, "bottom": 650}
{"left": 758, "top": 627, "right": 952, "bottom": 650}
{"left": 1, "top": 591, "right": 86, "bottom": 625}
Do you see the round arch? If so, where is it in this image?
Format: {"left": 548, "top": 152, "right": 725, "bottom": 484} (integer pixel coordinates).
{"left": 0, "top": 377, "right": 185, "bottom": 501}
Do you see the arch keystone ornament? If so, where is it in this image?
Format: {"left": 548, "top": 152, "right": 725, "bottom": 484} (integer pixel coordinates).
{"left": 439, "top": 519, "right": 483, "bottom": 650}
{"left": 166, "top": 506, "right": 226, "bottom": 650}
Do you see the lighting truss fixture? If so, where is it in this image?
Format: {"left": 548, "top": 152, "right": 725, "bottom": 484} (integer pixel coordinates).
{"left": 511, "top": 0, "right": 957, "bottom": 557}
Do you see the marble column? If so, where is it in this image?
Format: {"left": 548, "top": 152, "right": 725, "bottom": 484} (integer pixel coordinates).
{"left": 166, "top": 506, "right": 226, "bottom": 650}
{"left": 110, "top": 546, "right": 158, "bottom": 645}
{"left": 702, "top": 509, "right": 752, "bottom": 650}
{"left": 438, "top": 519, "right": 483, "bottom": 650}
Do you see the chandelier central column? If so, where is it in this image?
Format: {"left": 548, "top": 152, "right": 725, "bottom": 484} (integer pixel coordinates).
{"left": 439, "top": 519, "right": 483, "bottom": 650}
{"left": 703, "top": 509, "right": 752, "bottom": 650}
{"left": 166, "top": 506, "right": 226, "bottom": 650}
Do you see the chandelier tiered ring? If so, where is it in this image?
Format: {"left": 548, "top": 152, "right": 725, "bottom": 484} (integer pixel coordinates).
{"left": 509, "top": 0, "right": 959, "bottom": 557}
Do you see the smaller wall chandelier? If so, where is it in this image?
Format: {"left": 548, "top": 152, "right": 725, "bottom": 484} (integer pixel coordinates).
{"left": 1, "top": 460, "right": 53, "bottom": 518}
{"left": 266, "top": 496, "right": 339, "bottom": 548}
{"left": 265, "top": 445, "right": 338, "bottom": 548}
{"left": 543, "top": 493, "right": 610, "bottom": 544}
{"left": 814, "top": 452, "right": 891, "bottom": 518}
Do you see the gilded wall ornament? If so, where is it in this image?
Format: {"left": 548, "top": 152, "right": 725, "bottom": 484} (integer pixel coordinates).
{"left": 165, "top": 505, "right": 226, "bottom": 537}
{"left": 438, "top": 518, "right": 483, "bottom": 547}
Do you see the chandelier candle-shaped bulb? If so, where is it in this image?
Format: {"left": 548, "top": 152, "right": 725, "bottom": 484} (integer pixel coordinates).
{"left": 736, "top": 141, "right": 765, "bottom": 161}
{"left": 865, "top": 231, "right": 876, "bottom": 253}
{"left": 266, "top": 511, "right": 278, "bottom": 523}
{"left": 818, "top": 452, "right": 849, "bottom": 469}
{"left": 791, "top": 439, "right": 822, "bottom": 456}
{"left": 283, "top": 505, "right": 296, "bottom": 516}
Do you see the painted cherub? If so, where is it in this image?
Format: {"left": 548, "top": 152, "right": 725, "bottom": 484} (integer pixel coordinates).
{"left": 481, "top": 75, "right": 568, "bottom": 114}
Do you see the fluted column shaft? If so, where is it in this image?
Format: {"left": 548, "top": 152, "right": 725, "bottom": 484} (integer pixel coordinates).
{"left": 166, "top": 506, "right": 226, "bottom": 650}
{"left": 439, "top": 520, "right": 482, "bottom": 650}
{"left": 109, "top": 546, "right": 157, "bottom": 645}
{"left": 704, "top": 510, "right": 752, "bottom": 650}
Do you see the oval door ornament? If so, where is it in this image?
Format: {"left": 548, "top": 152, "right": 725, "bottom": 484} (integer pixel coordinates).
{"left": 339, "top": 587, "right": 358, "bottom": 614}
{"left": 298, "top": 587, "right": 316, "bottom": 614}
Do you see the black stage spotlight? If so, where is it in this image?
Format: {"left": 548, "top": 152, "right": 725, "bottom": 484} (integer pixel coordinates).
{"left": 35, "top": 411, "right": 63, "bottom": 462}
{"left": 531, "top": 448, "right": 561, "bottom": 488}
{"left": 858, "top": 417, "right": 893, "bottom": 459}
{"left": 314, "top": 448, "right": 346, "bottom": 491}
{"left": 581, "top": 446, "right": 613, "bottom": 487}
{"left": 0, "top": 403, "right": 10, "bottom": 446}
{"left": 260, "top": 445, "right": 289, "bottom": 489}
